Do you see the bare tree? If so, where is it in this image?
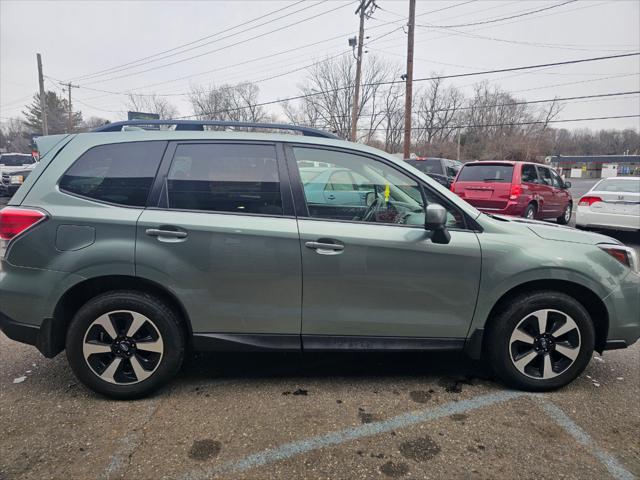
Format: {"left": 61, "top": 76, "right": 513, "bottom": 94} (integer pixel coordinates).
{"left": 79, "top": 116, "right": 110, "bottom": 132}
{"left": 0, "top": 118, "right": 31, "bottom": 153}
{"left": 189, "top": 82, "right": 268, "bottom": 123}
{"left": 126, "top": 94, "right": 178, "bottom": 119}
{"left": 282, "top": 54, "right": 398, "bottom": 139}
{"left": 414, "top": 77, "right": 464, "bottom": 145}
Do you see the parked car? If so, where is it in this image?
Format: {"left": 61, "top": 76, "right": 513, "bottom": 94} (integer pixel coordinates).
{"left": 0, "top": 153, "right": 37, "bottom": 176}
{"left": 0, "top": 120, "right": 638, "bottom": 399}
{"left": 405, "top": 157, "right": 461, "bottom": 188}
{"left": 0, "top": 163, "right": 37, "bottom": 197}
{"left": 451, "top": 161, "right": 573, "bottom": 224}
{"left": 576, "top": 177, "right": 640, "bottom": 232}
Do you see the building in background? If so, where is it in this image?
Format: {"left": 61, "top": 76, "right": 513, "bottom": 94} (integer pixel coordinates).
{"left": 547, "top": 155, "right": 640, "bottom": 179}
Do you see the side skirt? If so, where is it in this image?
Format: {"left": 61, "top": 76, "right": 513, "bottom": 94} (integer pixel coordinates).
{"left": 192, "top": 333, "right": 466, "bottom": 353}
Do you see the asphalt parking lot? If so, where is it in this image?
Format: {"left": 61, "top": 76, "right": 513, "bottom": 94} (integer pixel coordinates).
{"left": 1, "top": 179, "right": 639, "bottom": 480}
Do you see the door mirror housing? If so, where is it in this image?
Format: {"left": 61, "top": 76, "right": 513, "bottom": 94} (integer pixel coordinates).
{"left": 563, "top": 181, "right": 572, "bottom": 189}
{"left": 425, "top": 203, "right": 451, "bottom": 244}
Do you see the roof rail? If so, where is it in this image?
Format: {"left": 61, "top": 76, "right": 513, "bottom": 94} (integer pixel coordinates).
{"left": 91, "top": 120, "right": 340, "bottom": 139}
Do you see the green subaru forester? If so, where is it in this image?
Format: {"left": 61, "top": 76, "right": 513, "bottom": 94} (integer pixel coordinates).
{"left": 0, "top": 121, "right": 638, "bottom": 399}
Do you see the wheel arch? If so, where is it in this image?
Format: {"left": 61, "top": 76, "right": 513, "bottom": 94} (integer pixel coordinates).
{"left": 51, "top": 275, "right": 193, "bottom": 355}
{"left": 481, "top": 279, "right": 609, "bottom": 356}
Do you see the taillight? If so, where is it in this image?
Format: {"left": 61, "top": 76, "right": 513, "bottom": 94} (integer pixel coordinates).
{"left": 578, "top": 196, "right": 602, "bottom": 206}
{"left": 0, "top": 207, "right": 46, "bottom": 241}
{"left": 599, "top": 244, "right": 638, "bottom": 272}
{"left": 509, "top": 184, "right": 521, "bottom": 200}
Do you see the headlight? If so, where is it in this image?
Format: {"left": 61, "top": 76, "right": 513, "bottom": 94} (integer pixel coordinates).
{"left": 10, "top": 175, "right": 24, "bottom": 185}
{"left": 599, "top": 244, "right": 639, "bottom": 273}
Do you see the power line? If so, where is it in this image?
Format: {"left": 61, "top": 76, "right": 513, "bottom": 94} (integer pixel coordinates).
{"left": 333, "top": 91, "right": 640, "bottom": 119}
{"left": 80, "top": 2, "right": 355, "bottom": 86}
{"left": 355, "top": 114, "right": 640, "bottom": 131}
{"left": 69, "top": 0, "right": 478, "bottom": 97}
{"left": 417, "top": 0, "right": 577, "bottom": 29}
{"left": 69, "top": 0, "right": 309, "bottom": 81}
{"left": 417, "top": 26, "right": 638, "bottom": 53}
{"left": 174, "top": 52, "right": 639, "bottom": 119}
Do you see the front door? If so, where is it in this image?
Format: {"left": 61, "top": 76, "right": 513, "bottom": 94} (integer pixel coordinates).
{"left": 536, "top": 166, "right": 560, "bottom": 215}
{"left": 288, "top": 145, "right": 482, "bottom": 340}
{"left": 136, "top": 142, "right": 302, "bottom": 341}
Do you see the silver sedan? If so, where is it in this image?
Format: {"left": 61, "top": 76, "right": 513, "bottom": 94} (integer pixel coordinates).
{"left": 576, "top": 176, "right": 640, "bottom": 231}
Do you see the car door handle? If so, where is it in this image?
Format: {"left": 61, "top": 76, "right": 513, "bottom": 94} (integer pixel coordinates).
{"left": 145, "top": 228, "right": 188, "bottom": 239}
{"left": 327, "top": 194, "right": 336, "bottom": 200}
{"left": 305, "top": 241, "right": 344, "bottom": 251}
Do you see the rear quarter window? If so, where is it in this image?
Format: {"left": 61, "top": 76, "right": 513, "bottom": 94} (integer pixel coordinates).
{"left": 457, "top": 164, "right": 514, "bottom": 182}
{"left": 59, "top": 141, "right": 165, "bottom": 207}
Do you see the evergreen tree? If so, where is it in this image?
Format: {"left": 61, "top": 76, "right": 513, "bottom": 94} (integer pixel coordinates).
{"left": 22, "top": 91, "right": 83, "bottom": 134}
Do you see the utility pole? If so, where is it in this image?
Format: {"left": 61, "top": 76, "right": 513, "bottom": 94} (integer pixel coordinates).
{"left": 36, "top": 53, "right": 48, "bottom": 136}
{"left": 403, "top": 0, "right": 416, "bottom": 159}
{"left": 351, "top": 0, "right": 375, "bottom": 142}
{"left": 59, "top": 82, "right": 79, "bottom": 133}
{"left": 457, "top": 127, "right": 461, "bottom": 161}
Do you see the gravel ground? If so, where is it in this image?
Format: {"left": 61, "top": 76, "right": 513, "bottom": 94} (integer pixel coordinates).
{"left": 1, "top": 179, "right": 639, "bottom": 479}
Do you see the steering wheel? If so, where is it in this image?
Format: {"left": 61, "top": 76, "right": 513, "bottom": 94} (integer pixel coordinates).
{"left": 361, "top": 189, "right": 384, "bottom": 223}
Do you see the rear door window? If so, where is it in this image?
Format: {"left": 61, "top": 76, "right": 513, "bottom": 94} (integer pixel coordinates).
{"left": 60, "top": 141, "right": 165, "bottom": 207}
{"left": 536, "top": 166, "right": 554, "bottom": 186}
{"left": 457, "top": 164, "right": 514, "bottom": 182}
{"left": 166, "top": 143, "right": 282, "bottom": 215}
{"left": 521, "top": 164, "right": 539, "bottom": 184}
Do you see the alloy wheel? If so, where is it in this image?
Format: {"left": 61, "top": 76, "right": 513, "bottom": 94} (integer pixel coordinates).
{"left": 564, "top": 205, "right": 572, "bottom": 222}
{"left": 82, "top": 310, "right": 164, "bottom": 384}
{"left": 526, "top": 207, "right": 535, "bottom": 219}
{"left": 509, "top": 309, "right": 581, "bottom": 380}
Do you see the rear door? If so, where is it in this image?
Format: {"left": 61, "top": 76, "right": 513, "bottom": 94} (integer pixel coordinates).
{"left": 136, "top": 141, "right": 302, "bottom": 342}
{"left": 453, "top": 163, "right": 514, "bottom": 211}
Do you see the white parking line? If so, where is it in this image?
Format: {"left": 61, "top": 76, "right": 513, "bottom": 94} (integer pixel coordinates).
{"left": 539, "top": 399, "right": 636, "bottom": 480}
{"left": 178, "top": 391, "right": 524, "bottom": 480}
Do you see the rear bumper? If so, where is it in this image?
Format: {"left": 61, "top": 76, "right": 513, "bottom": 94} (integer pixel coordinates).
{"left": 0, "top": 310, "right": 64, "bottom": 357}
{"left": 467, "top": 201, "right": 525, "bottom": 217}
{"left": 576, "top": 206, "right": 640, "bottom": 231}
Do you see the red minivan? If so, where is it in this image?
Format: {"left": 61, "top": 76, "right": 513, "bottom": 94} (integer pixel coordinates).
{"left": 450, "top": 161, "right": 573, "bottom": 224}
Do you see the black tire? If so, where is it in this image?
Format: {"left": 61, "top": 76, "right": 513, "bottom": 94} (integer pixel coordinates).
{"left": 486, "top": 291, "right": 595, "bottom": 391}
{"left": 557, "top": 203, "right": 572, "bottom": 225}
{"left": 66, "top": 291, "right": 185, "bottom": 399}
{"left": 523, "top": 203, "right": 537, "bottom": 220}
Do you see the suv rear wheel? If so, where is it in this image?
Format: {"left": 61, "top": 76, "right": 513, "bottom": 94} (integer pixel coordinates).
{"left": 487, "top": 291, "right": 595, "bottom": 391}
{"left": 66, "top": 291, "right": 185, "bottom": 399}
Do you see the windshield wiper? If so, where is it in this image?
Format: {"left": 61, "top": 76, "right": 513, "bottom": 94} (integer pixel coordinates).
{"left": 484, "top": 178, "right": 506, "bottom": 182}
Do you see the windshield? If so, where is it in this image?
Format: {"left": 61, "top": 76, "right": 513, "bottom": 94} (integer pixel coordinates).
{"left": 457, "top": 164, "right": 514, "bottom": 182}
{"left": 406, "top": 159, "right": 443, "bottom": 175}
{"left": 0, "top": 154, "right": 34, "bottom": 166}
{"left": 595, "top": 178, "right": 640, "bottom": 193}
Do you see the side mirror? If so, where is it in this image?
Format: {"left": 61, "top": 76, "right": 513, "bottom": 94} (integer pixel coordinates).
{"left": 564, "top": 181, "right": 572, "bottom": 189}
{"left": 425, "top": 203, "right": 451, "bottom": 244}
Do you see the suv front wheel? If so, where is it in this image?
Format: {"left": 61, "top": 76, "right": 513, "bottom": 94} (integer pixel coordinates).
{"left": 487, "top": 291, "right": 595, "bottom": 391}
{"left": 66, "top": 291, "right": 185, "bottom": 399}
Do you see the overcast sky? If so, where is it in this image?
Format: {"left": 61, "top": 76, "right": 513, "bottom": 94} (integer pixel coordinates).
{"left": 1, "top": 0, "right": 639, "bottom": 131}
